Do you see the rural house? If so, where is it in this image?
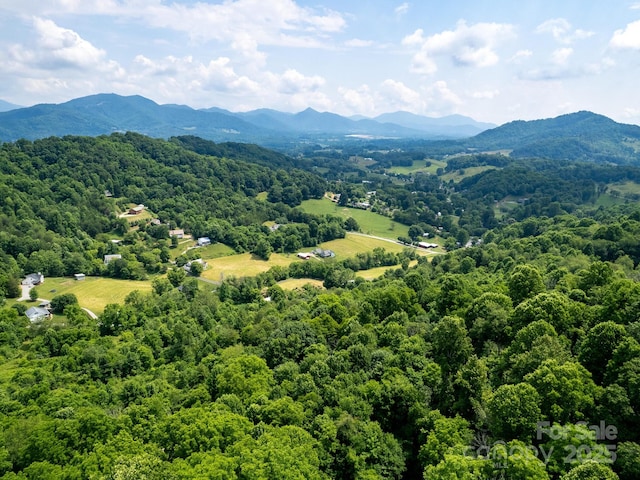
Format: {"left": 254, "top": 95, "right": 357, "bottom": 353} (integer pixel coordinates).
{"left": 128, "top": 204, "right": 145, "bottom": 215}
{"left": 25, "top": 306, "right": 51, "bottom": 323}
{"left": 22, "top": 272, "right": 44, "bottom": 286}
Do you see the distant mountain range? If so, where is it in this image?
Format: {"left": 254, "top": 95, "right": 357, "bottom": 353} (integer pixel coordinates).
{"left": 0, "top": 100, "right": 22, "bottom": 112}
{"left": 1, "top": 94, "right": 639, "bottom": 165}
{"left": 0, "top": 93, "right": 493, "bottom": 143}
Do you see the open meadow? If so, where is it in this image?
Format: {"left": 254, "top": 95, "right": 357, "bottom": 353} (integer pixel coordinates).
{"left": 387, "top": 159, "right": 446, "bottom": 175}
{"left": 299, "top": 197, "right": 409, "bottom": 239}
{"left": 35, "top": 277, "right": 153, "bottom": 314}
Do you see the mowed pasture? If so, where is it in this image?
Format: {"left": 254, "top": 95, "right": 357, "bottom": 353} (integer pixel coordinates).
{"left": 37, "top": 277, "right": 153, "bottom": 314}
{"left": 387, "top": 159, "right": 446, "bottom": 175}
{"left": 199, "top": 252, "right": 301, "bottom": 282}
{"left": 197, "top": 233, "right": 435, "bottom": 283}
{"left": 299, "top": 198, "right": 409, "bottom": 239}
{"left": 319, "top": 233, "right": 433, "bottom": 257}
{"left": 277, "top": 278, "right": 324, "bottom": 290}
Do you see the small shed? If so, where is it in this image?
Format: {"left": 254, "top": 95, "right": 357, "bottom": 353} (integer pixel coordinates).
{"left": 74, "top": 273, "right": 86, "bottom": 281}
{"left": 104, "top": 254, "right": 122, "bottom": 264}
{"left": 197, "top": 237, "right": 211, "bottom": 247}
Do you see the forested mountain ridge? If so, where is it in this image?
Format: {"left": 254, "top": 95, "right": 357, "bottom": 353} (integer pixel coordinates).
{"left": 2, "top": 133, "right": 640, "bottom": 478}
{"left": 463, "top": 111, "right": 640, "bottom": 164}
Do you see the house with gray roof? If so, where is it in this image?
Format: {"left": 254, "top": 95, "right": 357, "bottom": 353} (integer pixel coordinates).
{"left": 25, "top": 306, "right": 51, "bottom": 323}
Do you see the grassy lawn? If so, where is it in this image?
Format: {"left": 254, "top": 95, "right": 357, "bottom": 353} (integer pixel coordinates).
{"left": 607, "top": 181, "right": 640, "bottom": 196}
{"left": 38, "top": 277, "right": 153, "bottom": 314}
{"left": 319, "top": 233, "right": 436, "bottom": 257}
{"left": 299, "top": 197, "right": 409, "bottom": 239}
{"left": 277, "top": 278, "right": 325, "bottom": 290}
{"left": 200, "top": 252, "right": 303, "bottom": 281}
{"left": 595, "top": 194, "right": 624, "bottom": 207}
{"left": 440, "top": 165, "right": 498, "bottom": 182}
{"left": 387, "top": 159, "right": 446, "bottom": 175}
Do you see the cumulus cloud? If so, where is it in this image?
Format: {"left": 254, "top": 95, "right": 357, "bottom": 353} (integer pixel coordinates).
{"left": 402, "top": 20, "right": 515, "bottom": 74}
{"left": 339, "top": 85, "right": 377, "bottom": 115}
{"left": 274, "top": 69, "right": 325, "bottom": 94}
{"left": 535, "top": 18, "right": 594, "bottom": 44}
{"left": 30, "top": 17, "right": 108, "bottom": 70}
{"left": 610, "top": 20, "right": 640, "bottom": 50}
{"left": 380, "top": 79, "right": 422, "bottom": 107}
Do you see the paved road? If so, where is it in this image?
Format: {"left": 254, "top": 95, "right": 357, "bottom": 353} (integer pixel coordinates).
{"left": 19, "top": 284, "right": 32, "bottom": 301}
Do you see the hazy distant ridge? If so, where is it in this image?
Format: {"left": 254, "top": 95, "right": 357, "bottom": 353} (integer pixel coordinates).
{"left": 0, "top": 93, "right": 494, "bottom": 142}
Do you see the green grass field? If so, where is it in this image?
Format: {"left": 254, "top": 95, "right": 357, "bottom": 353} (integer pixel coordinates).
{"left": 319, "top": 233, "right": 433, "bottom": 257}
{"left": 440, "top": 165, "right": 498, "bottom": 182}
{"left": 387, "top": 159, "right": 446, "bottom": 175}
{"left": 37, "top": 277, "right": 153, "bottom": 314}
{"left": 299, "top": 198, "right": 409, "bottom": 239}
{"left": 200, "top": 252, "right": 302, "bottom": 281}
{"left": 607, "top": 181, "right": 640, "bottom": 196}
{"left": 277, "top": 278, "right": 324, "bottom": 290}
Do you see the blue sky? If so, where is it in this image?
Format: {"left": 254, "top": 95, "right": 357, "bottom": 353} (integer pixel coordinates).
{"left": 1, "top": 0, "right": 640, "bottom": 124}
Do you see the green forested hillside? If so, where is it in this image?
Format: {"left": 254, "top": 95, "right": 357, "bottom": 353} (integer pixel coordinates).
{"left": 466, "top": 111, "right": 640, "bottom": 164}
{"left": 1, "top": 134, "right": 640, "bottom": 479}
{"left": 0, "top": 133, "right": 335, "bottom": 295}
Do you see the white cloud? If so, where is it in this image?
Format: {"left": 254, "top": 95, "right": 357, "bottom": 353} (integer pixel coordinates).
{"left": 470, "top": 89, "right": 500, "bottom": 99}
{"left": 535, "top": 18, "right": 594, "bottom": 44}
{"left": 509, "top": 49, "right": 533, "bottom": 63}
{"left": 274, "top": 69, "right": 325, "bottom": 94}
{"left": 30, "top": 17, "right": 108, "bottom": 70}
{"left": 141, "top": 0, "right": 346, "bottom": 66}
{"left": 551, "top": 47, "right": 573, "bottom": 65}
{"left": 338, "top": 85, "right": 377, "bottom": 116}
{"left": 395, "top": 3, "right": 410, "bottom": 17}
{"left": 402, "top": 20, "right": 515, "bottom": 75}
{"left": 380, "top": 79, "right": 422, "bottom": 108}
{"left": 345, "top": 39, "right": 374, "bottom": 48}
{"left": 610, "top": 20, "right": 640, "bottom": 50}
